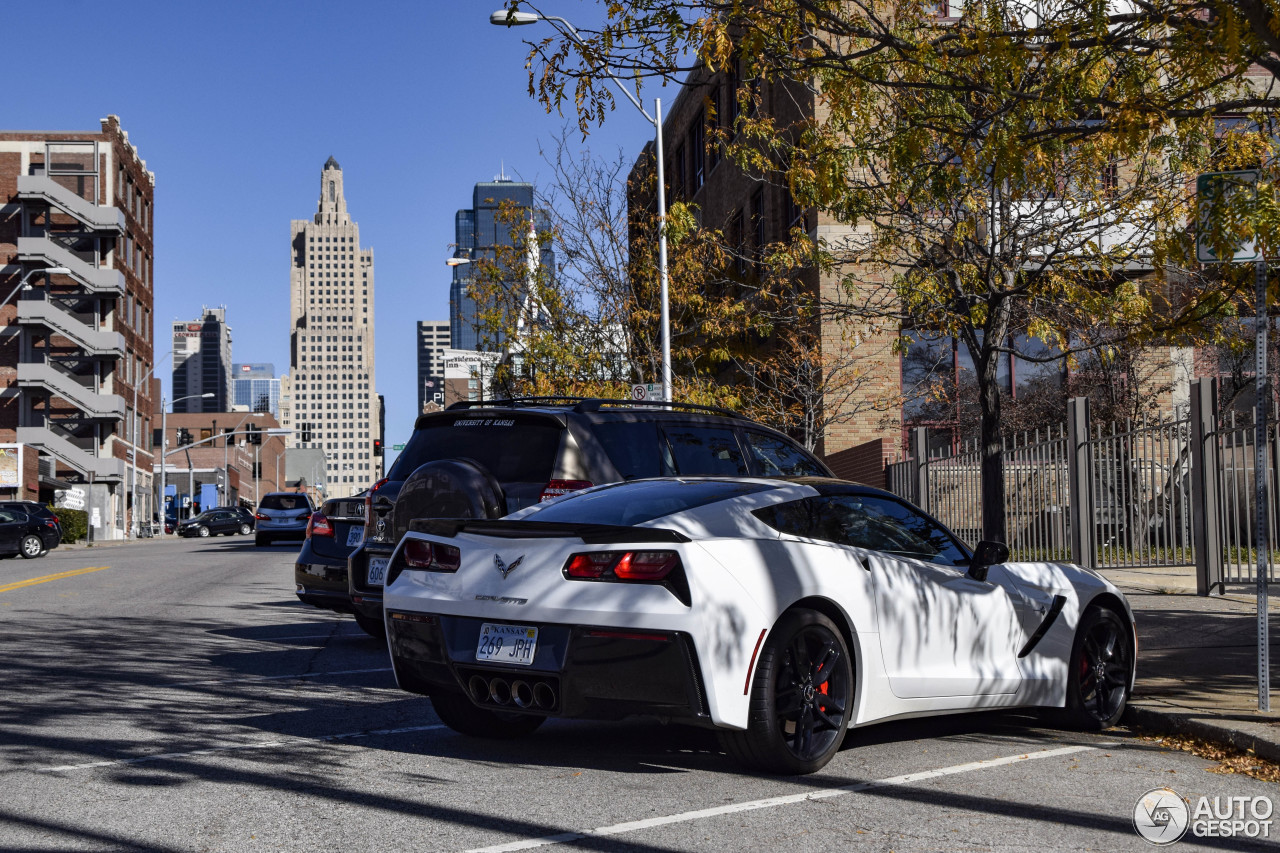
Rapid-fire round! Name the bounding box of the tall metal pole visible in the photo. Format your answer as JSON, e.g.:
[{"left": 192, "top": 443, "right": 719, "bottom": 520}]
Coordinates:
[
  {"left": 255, "top": 444, "right": 261, "bottom": 506},
  {"left": 654, "top": 97, "right": 671, "bottom": 403},
  {"left": 159, "top": 400, "right": 167, "bottom": 536},
  {"left": 1255, "top": 258, "right": 1271, "bottom": 712}
]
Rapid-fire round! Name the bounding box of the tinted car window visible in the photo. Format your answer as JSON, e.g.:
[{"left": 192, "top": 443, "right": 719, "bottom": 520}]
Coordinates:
[
  {"left": 589, "top": 421, "right": 673, "bottom": 480},
  {"left": 259, "top": 494, "right": 311, "bottom": 511},
  {"left": 389, "top": 415, "right": 563, "bottom": 511},
  {"left": 755, "top": 495, "right": 969, "bottom": 566},
  {"left": 663, "top": 427, "right": 748, "bottom": 476},
  {"left": 0, "top": 509, "right": 25, "bottom": 523},
  {"left": 742, "top": 430, "right": 825, "bottom": 476},
  {"left": 528, "top": 479, "right": 773, "bottom": 526}
]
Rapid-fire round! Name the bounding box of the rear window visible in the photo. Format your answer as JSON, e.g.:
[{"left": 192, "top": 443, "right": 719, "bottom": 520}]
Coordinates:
[
  {"left": 389, "top": 414, "right": 564, "bottom": 512},
  {"left": 259, "top": 494, "right": 311, "bottom": 511},
  {"left": 526, "top": 479, "right": 773, "bottom": 526}
]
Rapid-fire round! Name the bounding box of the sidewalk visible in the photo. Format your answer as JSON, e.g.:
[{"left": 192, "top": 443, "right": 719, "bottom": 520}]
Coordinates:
[{"left": 1099, "top": 564, "right": 1280, "bottom": 763}]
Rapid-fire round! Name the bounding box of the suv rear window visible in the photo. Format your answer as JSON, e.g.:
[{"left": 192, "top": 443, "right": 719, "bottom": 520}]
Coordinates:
[
  {"left": 528, "top": 479, "right": 774, "bottom": 526},
  {"left": 259, "top": 494, "right": 311, "bottom": 511},
  {"left": 664, "top": 426, "right": 749, "bottom": 476},
  {"left": 390, "top": 414, "right": 564, "bottom": 512}
]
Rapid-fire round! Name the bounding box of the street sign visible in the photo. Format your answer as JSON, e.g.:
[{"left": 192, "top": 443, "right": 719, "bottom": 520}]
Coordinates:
[
  {"left": 1196, "top": 170, "right": 1260, "bottom": 263},
  {"left": 630, "top": 383, "right": 662, "bottom": 401},
  {"left": 392, "top": 443, "right": 405, "bottom": 451}
]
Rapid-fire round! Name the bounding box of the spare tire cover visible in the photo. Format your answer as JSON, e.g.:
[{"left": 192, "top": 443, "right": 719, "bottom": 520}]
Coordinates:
[{"left": 390, "top": 458, "right": 506, "bottom": 544}]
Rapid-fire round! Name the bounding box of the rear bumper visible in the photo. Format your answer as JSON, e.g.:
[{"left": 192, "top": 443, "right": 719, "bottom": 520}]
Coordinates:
[
  {"left": 295, "top": 556, "right": 352, "bottom": 612},
  {"left": 348, "top": 544, "right": 391, "bottom": 619},
  {"left": 387, "top": 612, "right": 710, "bottom": 724}
]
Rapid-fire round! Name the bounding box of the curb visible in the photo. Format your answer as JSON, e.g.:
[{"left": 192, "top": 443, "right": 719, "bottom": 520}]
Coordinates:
[{"left": 1124, "top": 703, "right": 1280, "bottom": 764}]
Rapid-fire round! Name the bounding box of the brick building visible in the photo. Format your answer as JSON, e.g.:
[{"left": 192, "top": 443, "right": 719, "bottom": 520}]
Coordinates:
[
  {"left": 154, "top": 412, "right": 285, "bottom": 515},
  {"left": 0, "top": 116, "right": 156, "bottom": 539}
]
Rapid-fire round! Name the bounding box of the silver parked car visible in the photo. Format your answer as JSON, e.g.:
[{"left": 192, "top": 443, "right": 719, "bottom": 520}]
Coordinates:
[{"left": 254, "top": 492, "right": 315, "bottom": 546}]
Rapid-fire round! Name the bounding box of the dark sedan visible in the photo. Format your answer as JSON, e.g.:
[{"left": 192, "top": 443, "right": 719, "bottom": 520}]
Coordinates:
[
  {"left": 0, "top": 507, "right": 61, "bottom": 558},
  {"left": 294, "top": 497, "right": 375, "bottom": 633},
  {"left": 178, "top": 509, "right": 253, "bottom": 538}
]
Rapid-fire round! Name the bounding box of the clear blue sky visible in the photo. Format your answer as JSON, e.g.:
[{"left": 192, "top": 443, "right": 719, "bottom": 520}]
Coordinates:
[{"left": 6, "top": 0, "right": 660, "bottom": 469}]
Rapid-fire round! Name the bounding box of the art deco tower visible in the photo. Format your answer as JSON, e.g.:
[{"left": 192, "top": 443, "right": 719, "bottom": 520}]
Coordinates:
[{"left": 283, "top": 157, "right": 382, "bottom": 498}]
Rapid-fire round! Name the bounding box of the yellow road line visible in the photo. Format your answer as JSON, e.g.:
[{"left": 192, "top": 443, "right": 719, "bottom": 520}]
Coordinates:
[{"left": 0, "top": 566, "right": 108, "bottom": 593}]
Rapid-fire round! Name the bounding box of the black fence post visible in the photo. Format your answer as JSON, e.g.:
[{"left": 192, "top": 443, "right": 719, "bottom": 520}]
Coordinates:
[
  {"left": 1191, "top": 377, "right": 1223, "bottom": 595},
  {"left": 910, "top": 426, "right": 929, "bottom": 513},
  {"left": 1067, "top": 396, "right": 1095, "bottom": 569}
]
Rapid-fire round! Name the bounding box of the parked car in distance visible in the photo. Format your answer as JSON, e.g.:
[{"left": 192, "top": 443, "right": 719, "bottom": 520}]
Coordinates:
[
  {"left": 255, "top": 492, "right": 315, "bottom": 546},
  {"left": 384, "top": 476, "right": 1136, "bottom": 775},
  {"left": 210, "top": 506, "right": 256, "bottom": 532},
  {"left": 294, "top": 496, "right": 371, "bottom": 631},
  {"left": 348, "top": 397, "right": 833, "bottom": 630},
  {"left": 0, "top": 501, "right": 62, "bottom": 545},
  {"left": 178, "top": 509, "right": 253, "bottom": 538},
  {"left": 0, "top": 506, "right": 62, "bottom": 558}
]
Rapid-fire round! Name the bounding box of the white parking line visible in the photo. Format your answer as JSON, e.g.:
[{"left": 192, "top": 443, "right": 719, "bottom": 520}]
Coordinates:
[
  {"left": 34, "top": 723, "right": 446, "bottom": 773},
  {"left": 464, "top": 744, "right": 1097, "bottom": 853}
]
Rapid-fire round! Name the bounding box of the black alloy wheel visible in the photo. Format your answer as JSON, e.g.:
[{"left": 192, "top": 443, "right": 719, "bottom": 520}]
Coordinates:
[
  {"left": 19, "top": 535, "right": 44, "bottom": 559},
  {"left": 721, "top": 609, "right": 854, "bottom": 774},
  {"left": 1062, "top": 605, "right": 1132, "bottom": 730}
]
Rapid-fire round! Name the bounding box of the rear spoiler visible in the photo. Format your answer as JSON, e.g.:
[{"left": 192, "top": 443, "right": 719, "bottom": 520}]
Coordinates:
[{"left": 407, "top": 518, "right": 691, "bottom": 544}]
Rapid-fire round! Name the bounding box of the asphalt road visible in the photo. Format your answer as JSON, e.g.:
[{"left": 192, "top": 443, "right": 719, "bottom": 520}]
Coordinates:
[{"left": 1, "top": 538, "right": 1276, "bottom": 852}]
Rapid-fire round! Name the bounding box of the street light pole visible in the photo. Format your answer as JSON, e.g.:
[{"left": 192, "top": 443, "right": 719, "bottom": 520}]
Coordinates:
[
  {"left": 490, "top": 10, "right": 671, "bottom": 402},
  {"left": 1, "top": 266, "right": 71, "bottom": 311},
  {"left": 130, "top": 351, "right": 173, "bottom": 539}
]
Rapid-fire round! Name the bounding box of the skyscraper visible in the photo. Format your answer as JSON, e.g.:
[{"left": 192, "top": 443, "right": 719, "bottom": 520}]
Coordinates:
[
  {"left": 172, "top": 306, "right": 232, "bottom": 413},
  {"left": 232, "top": 363, "right": 281, "bottom": 415},
  {"left": 416, "top": 321, "right": 449, "bottom": 413},
  {"left": 448, "top": 175, "right": 553, "bottom": 350},
  {"left": 283, "top": 157, "right": 382, "bottom": 499}
]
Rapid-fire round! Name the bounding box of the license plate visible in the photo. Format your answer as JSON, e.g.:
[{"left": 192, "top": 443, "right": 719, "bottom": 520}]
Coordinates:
[
  {"left": 346, "top": 526, "right": 364, "bottom": 547},
  {"left": 476, "top": 623, "right": 538, "bottom": 666},
  {"left": 367, "top": 557, "right": 389, "bottom": 586}
]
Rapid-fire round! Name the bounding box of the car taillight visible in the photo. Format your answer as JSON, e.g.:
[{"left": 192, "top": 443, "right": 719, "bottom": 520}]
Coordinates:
[
  {"left": 563, "top": 550, "right": 680, "bottom": 582},
  {"left": 307, "top": 512, "right": 333, "bottom": 539},
  {"left": 255, "top": 512, "right": 268, "bottom": 521},
  {"left": 403, "top": 539, "right": 461, "bottom": 572},
  {"left": 540, "top": 479, "right": 593, "bottom": 502}
]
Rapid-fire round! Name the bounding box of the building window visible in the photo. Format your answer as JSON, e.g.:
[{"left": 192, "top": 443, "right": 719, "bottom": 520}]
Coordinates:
[{"left": 688, "top": 113, "right": 705, "bottom": 192}]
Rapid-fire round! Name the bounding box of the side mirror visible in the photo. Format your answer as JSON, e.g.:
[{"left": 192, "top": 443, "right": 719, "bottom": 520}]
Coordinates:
[{"left": 968, "top": 540, "right": 1010, "bottom": 582}]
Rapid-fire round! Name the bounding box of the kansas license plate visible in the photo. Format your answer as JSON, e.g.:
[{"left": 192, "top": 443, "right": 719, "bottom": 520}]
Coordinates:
[
  {"left": 476, "top": 623, "right": 538, "bottom": 666},
  {"left": 367, "top": 557, "right": 389, "bottom": 586},
  {"left": 346, "top": 526, "right": 364, "bottom": 547}
]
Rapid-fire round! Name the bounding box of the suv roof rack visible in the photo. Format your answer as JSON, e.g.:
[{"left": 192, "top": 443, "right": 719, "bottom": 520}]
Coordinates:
[{"left": 444, "top": 396, "right": 747, "bottom": 420}]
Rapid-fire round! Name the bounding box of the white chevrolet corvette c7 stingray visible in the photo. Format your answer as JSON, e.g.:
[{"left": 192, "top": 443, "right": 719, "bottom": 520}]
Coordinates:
[{"left": 381, "top": 477, "right": 1136, "bottom": 774}]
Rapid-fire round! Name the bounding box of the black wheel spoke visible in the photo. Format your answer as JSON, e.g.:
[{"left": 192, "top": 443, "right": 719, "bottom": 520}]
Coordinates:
[{"left": 811, "top": 644, "right": 840, "bottom": 687}]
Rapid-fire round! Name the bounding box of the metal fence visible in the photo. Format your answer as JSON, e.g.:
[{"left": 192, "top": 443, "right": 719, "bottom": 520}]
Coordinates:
[
  {"left": 884, "top": 379, "right": 1280, "bottom": 594},
  {"left": 1211, "top": 408, "right": 1279, "bottom": 586}
]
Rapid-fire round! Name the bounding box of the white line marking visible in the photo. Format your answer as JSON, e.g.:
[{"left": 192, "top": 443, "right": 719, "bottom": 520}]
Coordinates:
[
  {"left": 464, "top": 744, "right": 1096, "bottom": 853},
  {"left": 35, "top": 724, "right": 445, "bottom": 773},
  {"left": 153, "top": 667, "right": 392, "bottom": 689}
]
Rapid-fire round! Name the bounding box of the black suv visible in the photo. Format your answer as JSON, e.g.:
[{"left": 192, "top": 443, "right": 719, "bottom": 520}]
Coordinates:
[{"left": 346, "top": 397, "right": 830, "bottom": 634}]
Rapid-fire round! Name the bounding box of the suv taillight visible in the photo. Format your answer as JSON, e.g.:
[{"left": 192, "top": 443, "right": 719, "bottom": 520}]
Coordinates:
[
  {"left": 365, "top": 477, "right": 389, "bottom": 535},
  {"left": 540, "top": 479, "right": 593, "bottom": 502},
  {"left": 307, "top": 512, "right": 333, "bottom": 539}
]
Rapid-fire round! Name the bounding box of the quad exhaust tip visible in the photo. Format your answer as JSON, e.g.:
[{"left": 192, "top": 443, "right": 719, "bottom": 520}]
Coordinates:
[{"left": 468, "top": 674, "right": 557, "bottom": 711}]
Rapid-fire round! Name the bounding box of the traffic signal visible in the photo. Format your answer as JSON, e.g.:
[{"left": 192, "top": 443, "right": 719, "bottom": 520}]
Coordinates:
[
  {"left": 248, "top": 424, "right": 262, "bottom": 445},
  {"left": 177, "top": 428, "right": 192, "bottom": 446},
  {"left": 373, "top": 438, "right": 383, "bottom": 457}
]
